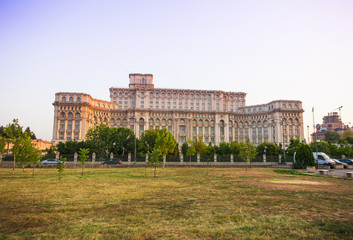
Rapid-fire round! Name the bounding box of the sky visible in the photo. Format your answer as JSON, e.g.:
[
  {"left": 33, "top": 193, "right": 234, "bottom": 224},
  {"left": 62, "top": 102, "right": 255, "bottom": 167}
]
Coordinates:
[{"left": 0, "top": 0, "right": 352, "bottom": 141}]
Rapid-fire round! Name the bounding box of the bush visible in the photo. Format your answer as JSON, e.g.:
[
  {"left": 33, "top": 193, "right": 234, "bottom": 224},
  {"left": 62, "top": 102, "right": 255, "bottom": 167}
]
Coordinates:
[{"left": 293, "top": 143, "right": 315, "bottom": 169}]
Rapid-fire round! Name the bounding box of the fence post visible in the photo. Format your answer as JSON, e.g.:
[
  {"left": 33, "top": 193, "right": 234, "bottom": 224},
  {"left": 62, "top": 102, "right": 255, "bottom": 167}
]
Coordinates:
[
  {"left": 128, "top": 153, "right": 131, "bottom": 164},
  {"left": 197, "top": 154, "right": 200, "bottom": 163},
  {"left": 55, "top": 152, "right": 60, "bottom": 160},
  {"left": 230, "top": 154, "right": 234, "bottom": 163},
  {"left": 214, "top": 154, "right": 217, "bottom": 162},
  {"left": 74, "top": 152, "right": 78, "bottom": 163},
  {"left": 146, "top": 153, "right": 149, "bottom": 163},
  {"left": 279, "top": 154, "right": 282, "bottom": 163},
  {"left": 263, "top": 154, "right": 266, "bottom": 163},
  {"left": 163, "top": 155, "right": 166, "bottom": 168},
  {"left": 110, "top": 152, "right": 114, "bottom": 159},
  {"left": 92, "top": 153, "right": 96, "bottom": 163},
  {"left": 180, "top": 153, "right": 183, "bottom": 162}
]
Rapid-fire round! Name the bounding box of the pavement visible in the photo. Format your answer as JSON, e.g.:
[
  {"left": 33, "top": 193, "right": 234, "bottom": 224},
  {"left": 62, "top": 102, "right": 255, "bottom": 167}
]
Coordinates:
[{"left": 314, "top": 169, "right": 353, "bottom": 178}]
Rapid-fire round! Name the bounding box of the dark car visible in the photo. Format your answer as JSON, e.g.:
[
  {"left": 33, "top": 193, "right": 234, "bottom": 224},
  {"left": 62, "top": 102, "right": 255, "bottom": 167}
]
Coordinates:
[
  {"left": 339, "top": 159, "right": 353, "bottom": 165},
  {"left": 102, "top": 158, "right": 121, "bottom": 165}
]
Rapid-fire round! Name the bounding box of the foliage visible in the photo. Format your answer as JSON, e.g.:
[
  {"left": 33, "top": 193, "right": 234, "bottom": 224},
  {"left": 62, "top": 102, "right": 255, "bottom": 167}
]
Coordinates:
[
  {"left": 204, "top": 143, "right": 217, "bottom": 156},
  {"left": 337, "top": 141, "right": 353, "bottom": 158},
  {"left": 342, "top": 129, "right": 353, "bottom": 139},
  {"left": 239, "top": 139, "right": 256, "bottom": 166},
  {"left": 24, "top": 127, "right": 36, "bottom": 140},
  {"left": 139, "top": 129, "right": 160, "bottom": 154},
  {"left": 273, "top": 169, "right": 301, "bottom": 175},
  {"left": 293, "top": 143, "right": 315, "bottom": 169},
  {"left": 310, "top": 141, "right": 330, "bottom": 154},
  {"left": 146, "top": 129, "right": 177, "bottom": 177},
  {"left": 42, "top": 146, "right": 57, "bottom": 159},
  {"left": 256, "top": 141, "right": 280, "bottom": 156},
  {"left": 57, "top": 156, "right": 66, "bottom": 180},
  {"left": 11, "top": 135, "right": 41, "bottom": 172},
  {"left": 0, "top": 136, "right": 6, "bottom": 155},
  {"left": 185, "top": 140, "right": 196, "bottom": 161},
  {"left": 229, "top": 141, "right": 241, "bottom": 155},
  {"left": 181, "top": 142, "right": 188, "bottom": 156},
  {"left": 56, "top": 140, "right": 90, "bottom": 155},
  {"left": 218, "top": 142, "right": 231, "bottom": 155},
  {"left": 325, "top": 131, "right": 340, "bottom": 143},
  {"left": 85, "top": 125, "right": 135, "bottom": 158},
  {"left": 79, "top": 148, "right": 90, "bottom": 176},
  {"left": 285, "top": 138, "right": 301, "bottom": 156}
]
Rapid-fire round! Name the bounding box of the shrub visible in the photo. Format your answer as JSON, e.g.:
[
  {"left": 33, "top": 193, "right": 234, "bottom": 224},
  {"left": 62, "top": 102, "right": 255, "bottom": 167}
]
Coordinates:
[{"left": 293, "top": 143, "right": 315, "bottom": 169}]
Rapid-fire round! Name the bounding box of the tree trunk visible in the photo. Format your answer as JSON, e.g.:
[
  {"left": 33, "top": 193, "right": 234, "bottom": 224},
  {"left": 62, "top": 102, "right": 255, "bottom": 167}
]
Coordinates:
[
  {"left": 154, "top": 166, "right": 156, "bottom": 178},
  {"left": 32, "top": 165, "right": 35, "bottom": 177},
  {"left": 82, "top": 165, "right": 84, "bottom": 176},
  {"left": 22, "top": 164, "right": 24, "bottom": 172}
]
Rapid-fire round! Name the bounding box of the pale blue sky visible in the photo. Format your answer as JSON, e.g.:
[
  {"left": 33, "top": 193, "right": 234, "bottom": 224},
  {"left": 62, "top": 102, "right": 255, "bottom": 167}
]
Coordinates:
[{"left": 1, "top": 0, "right": 352, "bottom": 141}]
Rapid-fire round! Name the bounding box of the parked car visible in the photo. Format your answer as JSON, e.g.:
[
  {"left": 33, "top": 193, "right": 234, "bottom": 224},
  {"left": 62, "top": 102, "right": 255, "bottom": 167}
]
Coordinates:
[
  {"left": 41, "top": 159, "right": 63, "bottom": 165},
  {"left": 338, "top": 159, "right": 353, "bottom": 165},
  {"left": 333, "top": 159, "right": 348, "bottom": 168},
  {"left": 312, "top": 152, "right": 335, "bottom": 168},
  {"left": 102, "top": 158, "right": 121, "bottom": 165}
]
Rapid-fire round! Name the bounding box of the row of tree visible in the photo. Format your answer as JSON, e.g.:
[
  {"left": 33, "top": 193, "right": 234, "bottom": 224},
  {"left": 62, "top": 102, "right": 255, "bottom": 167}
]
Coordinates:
[{"left": 323, "top": 129, "right": 353, "bottom": 144}]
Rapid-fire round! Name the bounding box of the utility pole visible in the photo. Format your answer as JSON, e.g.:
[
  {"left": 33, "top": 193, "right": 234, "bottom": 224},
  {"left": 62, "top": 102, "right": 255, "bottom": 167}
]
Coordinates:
[
  {"left": 307, "top": 125, "right": 310, "bottom": 144},
  {"left": 312, "top": 108, "right": 318, "bottom": 169}
]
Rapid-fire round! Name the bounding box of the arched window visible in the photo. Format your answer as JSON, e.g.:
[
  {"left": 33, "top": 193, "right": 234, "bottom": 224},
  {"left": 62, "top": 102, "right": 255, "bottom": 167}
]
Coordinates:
[
  {"left": 252, "top": 121, "right": 256, "bottom": 127},
  {"left": 205, "top": 120, "right": 209, "bottom": 125},
  {"left": 76, "top": 97, "right": 81, "bottom": 103},
  {"left": 220, "top": 120, "right": 225, "bottom": 135},
  {"left": 60, "top": 112, "right": 66, "bottom": 118},
  {"left": 168, "top": 119, "right": 172, "bottom": 125},
  {"left": 198, "top": 120, "right": 203, "bottom": 125},
  {"left": 180, "top": 119, "right": 185, "bottom": 124},
  {"left": 149, "top": 119, "right": 154, "bottom": 124},
  {"left": 69, "top": 97, "right": 74, "bottom": 103},
  {"left": 139, "top": 118, "right": 144, "bottom": 133},
  {"left": 162, "top": 119, "right": 166, "bottom": 125},
  {"left": 68, "top": 112, "right": 73, "bottom": 118},
  {"left": 75, "top": 113, "right": 80, "bottom": 119},
  {"left": 111, "top": 119, "right": 115, "bottom": 124},
  {"left": 156, "top": 119, "right": 160, "bottom": 124},
  {"left": 62, "top": 97, "right": 66, "bottom": 102}
]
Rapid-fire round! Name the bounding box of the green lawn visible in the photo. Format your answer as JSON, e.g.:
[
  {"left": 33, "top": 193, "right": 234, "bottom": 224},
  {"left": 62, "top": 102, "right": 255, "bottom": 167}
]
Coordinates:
[{"left": 0, "top": 167, "right": 352, "bottom": 239}]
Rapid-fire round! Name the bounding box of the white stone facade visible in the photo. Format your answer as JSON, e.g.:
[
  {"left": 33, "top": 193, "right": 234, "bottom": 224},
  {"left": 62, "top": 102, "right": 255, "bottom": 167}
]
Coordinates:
[{"left": 52, "top": 74, "right": 304, "bottom": 146}]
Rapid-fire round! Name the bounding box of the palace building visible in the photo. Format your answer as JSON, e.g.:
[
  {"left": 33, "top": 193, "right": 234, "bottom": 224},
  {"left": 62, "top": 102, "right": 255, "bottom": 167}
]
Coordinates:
[{"left": 52, "top": 73, "right": 304, "bottom": 146}]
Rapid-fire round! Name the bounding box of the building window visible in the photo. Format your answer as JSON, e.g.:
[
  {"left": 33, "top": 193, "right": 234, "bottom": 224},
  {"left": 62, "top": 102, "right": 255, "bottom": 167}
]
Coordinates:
[
  {"left": 193, "top": 127, "right": 196, "bottom": 135},
  {"left": 211, "top": 127, "right": 215, "bottom": 135},
  {"left": 179, "top": 126, "right": 186, "bottom": 134},
  {"left": 75, "top": 121, "right": 80, "bottom": 130},
  {"left": 62, "top": 97, "right": 66, "bottom": 102},
  {"left": 198, "top": 127, "right": 203, "bottom": 135},
  {"left": 60, "top": 121, "right": 65, "bottom": 130},
  {"left": 69, "top": 97, "right": 74, "bottom": 103}
]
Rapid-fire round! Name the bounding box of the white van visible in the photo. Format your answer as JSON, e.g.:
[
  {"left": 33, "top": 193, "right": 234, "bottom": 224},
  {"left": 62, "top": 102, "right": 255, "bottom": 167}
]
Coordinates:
[
  {"left": 293, "top": 152, "right": 335, "bottom": 168},
  {"left": 312, "top": 152, "right": 335, "bottom": 168}
]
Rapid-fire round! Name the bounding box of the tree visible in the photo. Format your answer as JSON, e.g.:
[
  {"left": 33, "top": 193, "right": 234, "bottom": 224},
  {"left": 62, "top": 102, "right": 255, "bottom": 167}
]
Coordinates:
[
  {"left": 218, "top": 142, "right": 231, "bottom": 155},
  {"left": 4, "top": 119, "right": 25, "bottom": 169},
  {"left": 205, "top": 143, "right": 217, "bottom": 156},
  {"left": 230, "top": 141, "right": 241, "bottom": 156},
  {"left": 0, "top": 136, "right": 6, "bottom": 156},
  {"left": 310, "top": 141, "right": 330, "bottom": 154},
  {"left": 239, "top": 139, "right": 257, "bottom": 168},
  {"left": 256, "top": 141, "right": 280, "bottom": 156},
  {"left": 11, "top": 135, "right": 41, "bottom": 174},
  {"left": 86, "top": 125, "right": 136, "bottom": 159},
  {"left": 285, "top": 138, "right": 301, "bottom": 156},
  {"left": 342, "top": 129, "right": 353, "bottom": 140},
  {"left": 293, "top": 143, "right": 315, "bottom": 169},
  {"left": 190, "top": 137, "right": 206, "bottom": 155},
  {"left": 24, "top": 127, "right": 36, "bottom": 140},
  {"left": 181, "top": 142, "right": 188, "bottom": 156},
  {"left": 57, "top": 156, "right": 66, "bottom": 180},
  {"left": 79, "top": 148, "right": 89, "bottom": 176},
  {"left": 338, "top": 141, "right": 353, "bottom": 158},
  {"left": 139, "top": 129, "right": 160, "bottom": 154},
  {"left": 325, "top": 131, "right": 340, "bottom": 143},
  {"left": 146, "top": 129, "right": 177, "bottom": 177},
  {"left": 186, "top": 140, "right": 196, "bottom": 164}
]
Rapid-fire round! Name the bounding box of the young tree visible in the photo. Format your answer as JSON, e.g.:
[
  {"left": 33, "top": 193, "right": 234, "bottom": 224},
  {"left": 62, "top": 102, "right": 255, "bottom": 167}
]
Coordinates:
[
  {"left": 239, "top": 139, "right": 257, "bottom": 168},
  {"left": 0, "top": 136, "right": 6, "bottom": 156},
  {"left": 181, "top": 142, "right": 189, "bottom": 156},
  {"left": 4, "top": 119, "right": 24, "bottom": 169},
  {"left": 218, "top": 142, "right": 231, "bottom": 155},
  {"left": 11, "top": 135, "right": 41, "bottom": 174},
  {"left": 146, "top": 129, "right": 177, "bottom": 177},
  {"left": 186, "top": 140, "right": 196, "bottom": 164},
  {"left": 310, "top": 141, "right": 330, "bottom": 154},
  {"left": 293, "top": 143, "right": 315, "bottom": 169},
  {"left": 79, "top": 148, "right": 90, "bottom": 176},
  {"left": 205, "top": 143, "right": 217, "bottom": 156},
  {"left": 230, "top": 141, "right": 241, "bottom": 156},
  {"left": 57, "top": 156, "right": 66, "bottom": 180}
]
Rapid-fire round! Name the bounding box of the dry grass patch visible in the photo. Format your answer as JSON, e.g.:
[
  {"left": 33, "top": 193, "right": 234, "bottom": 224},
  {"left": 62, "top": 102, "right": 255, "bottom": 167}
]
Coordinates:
[{"left": 0, "top": 167, "right": 353, "bottom": 239}]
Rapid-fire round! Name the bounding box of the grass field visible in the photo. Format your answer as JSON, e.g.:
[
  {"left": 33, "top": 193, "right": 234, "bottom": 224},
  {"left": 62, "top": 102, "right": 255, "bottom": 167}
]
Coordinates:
[{"left": 0, "top": 167, "right": 352, "bottom": 240}]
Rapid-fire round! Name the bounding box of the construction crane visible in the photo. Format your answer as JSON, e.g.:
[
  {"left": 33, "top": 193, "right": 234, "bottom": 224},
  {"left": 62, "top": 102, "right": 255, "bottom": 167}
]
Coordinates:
[{"left": 331, "top": 106, "right": 343, "bottom": 119}]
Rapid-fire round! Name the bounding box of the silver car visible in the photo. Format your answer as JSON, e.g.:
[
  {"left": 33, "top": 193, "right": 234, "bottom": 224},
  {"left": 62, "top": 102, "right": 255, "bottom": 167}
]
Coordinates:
[{"left": 41, "top": 159, "right": 63, "bottom": 165}]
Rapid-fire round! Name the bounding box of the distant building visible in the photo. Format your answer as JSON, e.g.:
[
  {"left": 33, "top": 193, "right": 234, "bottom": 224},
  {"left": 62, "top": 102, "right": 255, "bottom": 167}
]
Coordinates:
[
  {"left": 52, "top": 73, "right": 304, "bottom": 146},
  {"left": 312, "top": 112, "right": 349, "bottom": 141}
]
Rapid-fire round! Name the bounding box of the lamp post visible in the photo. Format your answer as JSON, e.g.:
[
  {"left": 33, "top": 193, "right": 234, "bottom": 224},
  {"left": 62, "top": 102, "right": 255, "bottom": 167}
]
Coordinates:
[
  {"left": 282, "top": 120, "right": 285, "bottom": 160},
  {"left": 134, "top": 117, "right": 137, "bottom": 164},
  {"left": 312, "top": 108, "right": 319, "bottom": 169}
]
